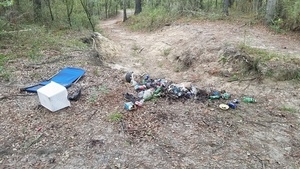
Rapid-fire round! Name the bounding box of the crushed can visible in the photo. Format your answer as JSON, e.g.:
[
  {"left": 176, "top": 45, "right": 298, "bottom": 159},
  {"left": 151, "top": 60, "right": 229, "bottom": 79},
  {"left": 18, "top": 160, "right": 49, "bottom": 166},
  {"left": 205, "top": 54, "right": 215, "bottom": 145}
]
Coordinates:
[
  {"left": 228, "top": 102, "right": 237, "bottom": 109},
  {"left": 232, "top": 99, "right": 239, "bottom": 104},
  {"left": 134, "top": 85, "right": 146, "bottom": 91},
  {"left": 135, "top": 99, "right": 144, "bottom": 107},
  {"left": 124, "top": 102, "right": 136, "bottom": 110}
]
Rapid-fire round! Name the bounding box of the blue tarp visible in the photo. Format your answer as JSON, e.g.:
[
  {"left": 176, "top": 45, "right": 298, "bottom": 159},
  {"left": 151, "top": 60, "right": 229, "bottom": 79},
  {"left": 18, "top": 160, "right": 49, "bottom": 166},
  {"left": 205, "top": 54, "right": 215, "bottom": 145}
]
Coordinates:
[{"left": 22, "top": 67, "right": 85, "bottom": 93}]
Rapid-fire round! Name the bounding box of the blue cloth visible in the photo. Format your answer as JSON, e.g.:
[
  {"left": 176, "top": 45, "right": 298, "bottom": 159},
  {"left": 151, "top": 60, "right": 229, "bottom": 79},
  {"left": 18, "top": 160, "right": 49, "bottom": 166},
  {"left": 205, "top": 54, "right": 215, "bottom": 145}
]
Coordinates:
[{"left": 23, "top": 67, "right": 85, "bottom": 93}]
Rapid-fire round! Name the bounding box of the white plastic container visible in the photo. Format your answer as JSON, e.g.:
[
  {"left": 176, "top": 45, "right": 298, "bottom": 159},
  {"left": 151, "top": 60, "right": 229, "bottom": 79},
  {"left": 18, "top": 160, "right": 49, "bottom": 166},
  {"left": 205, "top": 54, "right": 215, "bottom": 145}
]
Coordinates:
[{"left": 37, "top": 81, "right": 71, "bottom": 112}]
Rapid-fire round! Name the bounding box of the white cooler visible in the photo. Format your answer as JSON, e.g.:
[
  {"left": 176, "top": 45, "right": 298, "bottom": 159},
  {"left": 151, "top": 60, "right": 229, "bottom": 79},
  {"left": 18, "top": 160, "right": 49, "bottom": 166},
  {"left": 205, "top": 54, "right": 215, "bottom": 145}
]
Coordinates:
[{"left": 37, "top": 81, "right": 71, "bottom": 112}]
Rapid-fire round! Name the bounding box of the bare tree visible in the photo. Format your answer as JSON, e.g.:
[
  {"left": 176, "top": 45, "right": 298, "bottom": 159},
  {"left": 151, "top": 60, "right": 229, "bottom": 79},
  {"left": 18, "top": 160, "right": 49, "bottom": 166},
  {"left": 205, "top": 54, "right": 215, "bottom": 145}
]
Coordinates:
[
  {"left": 223, "top": 0, "right": 230, "bottom": 16},
  {"left": 44, "top": 0, "right": 54, "bottom": 21},
  {"left": 33, "top": 0, "right": 42, "bottom": 22},
  {"left": 14, "top": 0, "right": 20, "bottom": 11},
  {"left": 80, "top": 0, "right": 95, "bottom": 31},
  {"left": 265, "top": 0, "right": 278, "bottom": 24},
  {"left": 134, "top": 0, "right": 142, "bottom": 15},
  {"left": 123, "top": 0, "right": 127, "bottom": 22},
  {"left": 104, "top": 0, "right": 109, "bottom": 18},
  {"left": 64, "top": 0, "right": 74, "bottom": 27},
  {"left": 253, "top": 0, "right": 263, "bottom": 14}
]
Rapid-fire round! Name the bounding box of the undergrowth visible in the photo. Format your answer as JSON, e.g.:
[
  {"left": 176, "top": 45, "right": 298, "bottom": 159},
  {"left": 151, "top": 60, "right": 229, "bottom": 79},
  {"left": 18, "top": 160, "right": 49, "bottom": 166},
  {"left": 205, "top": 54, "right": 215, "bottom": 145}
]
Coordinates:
[
  {"left": 125, "top": 6, "right": 176, "bottom": 31},
  {"left": 238, "top": 44, "right": 300, "bottom": 81},
  {"left": 0, "top": 25, "right": 89, "bottom": 81},
  {"left": 108, "top": 112, "right": 123, "bottom": 122},
  {"left": 238, "top": 44, "right": 283, "bottom": 61}
]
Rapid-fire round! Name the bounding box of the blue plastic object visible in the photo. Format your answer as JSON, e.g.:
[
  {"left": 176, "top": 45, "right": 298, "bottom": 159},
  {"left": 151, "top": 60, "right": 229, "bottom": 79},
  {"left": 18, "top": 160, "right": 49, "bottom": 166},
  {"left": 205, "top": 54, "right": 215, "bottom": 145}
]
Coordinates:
[{"left": 22, "top": 67, "right": 85, "bottom": 93}]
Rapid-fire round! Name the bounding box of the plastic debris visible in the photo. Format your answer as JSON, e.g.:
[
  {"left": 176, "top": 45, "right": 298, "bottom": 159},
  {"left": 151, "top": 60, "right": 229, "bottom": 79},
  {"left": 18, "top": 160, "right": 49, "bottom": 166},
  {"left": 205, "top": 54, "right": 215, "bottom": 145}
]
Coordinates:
[
  {"left": 124, "top": 102, "right": 136, "bottom": 110},
  {"left": 232, "top": 99, "right": 239, "bottom": 104},
  {"left": 219, "top": 104, "right": 229, "bottom": 110},
  {"left": 221, "top": 93, "right": 231, "bottom": 100},
  {"left": 123, "top": 72, "right": 258, "bottom": 111},
  {"left": 125, "top": 72, "right": 133, "bottom": 83}
]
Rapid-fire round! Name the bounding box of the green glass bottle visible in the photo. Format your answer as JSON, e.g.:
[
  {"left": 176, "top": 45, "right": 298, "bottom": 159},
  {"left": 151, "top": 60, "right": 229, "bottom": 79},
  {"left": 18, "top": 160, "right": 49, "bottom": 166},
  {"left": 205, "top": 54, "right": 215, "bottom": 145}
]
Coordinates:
[
  {"left": 209, "top": 95, "right": 220, "bottom": 99},
  {"left": 221, "top": 93, "right": 231, "bottom": 100},
  {"left": 154, "top": 86, "right": 162, "bottom": 94},
  {"left": 242, "top": 97, "right": 256, "bottom": 103}
]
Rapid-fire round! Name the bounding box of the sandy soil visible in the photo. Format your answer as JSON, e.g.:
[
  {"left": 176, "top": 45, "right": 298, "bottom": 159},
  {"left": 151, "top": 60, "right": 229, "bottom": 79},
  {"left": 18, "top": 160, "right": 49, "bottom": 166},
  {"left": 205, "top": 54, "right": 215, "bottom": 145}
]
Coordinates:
[{"left": 1, "top": 11, "right": 300, "bottom": 168}]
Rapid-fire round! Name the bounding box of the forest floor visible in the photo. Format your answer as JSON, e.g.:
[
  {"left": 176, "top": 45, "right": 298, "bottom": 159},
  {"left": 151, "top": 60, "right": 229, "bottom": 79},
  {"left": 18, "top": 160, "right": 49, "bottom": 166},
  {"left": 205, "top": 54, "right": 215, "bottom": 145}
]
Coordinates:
[{"left": 1, "top": 11, "right": 300, "bottom": 168}]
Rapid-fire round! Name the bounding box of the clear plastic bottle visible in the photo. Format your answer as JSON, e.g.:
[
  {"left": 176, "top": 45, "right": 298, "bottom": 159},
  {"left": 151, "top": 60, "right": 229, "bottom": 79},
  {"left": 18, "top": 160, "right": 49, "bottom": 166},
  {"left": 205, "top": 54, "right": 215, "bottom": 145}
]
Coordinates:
[{"left": 143, "top": 88, "right": 154, "bottom": 101}]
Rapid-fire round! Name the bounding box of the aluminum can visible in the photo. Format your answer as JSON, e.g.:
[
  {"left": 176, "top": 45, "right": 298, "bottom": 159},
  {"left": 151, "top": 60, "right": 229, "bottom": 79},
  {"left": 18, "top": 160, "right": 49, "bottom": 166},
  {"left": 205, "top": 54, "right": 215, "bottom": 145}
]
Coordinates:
[{"left": 228, "top": 102, "right": 237, "bottom": 109}]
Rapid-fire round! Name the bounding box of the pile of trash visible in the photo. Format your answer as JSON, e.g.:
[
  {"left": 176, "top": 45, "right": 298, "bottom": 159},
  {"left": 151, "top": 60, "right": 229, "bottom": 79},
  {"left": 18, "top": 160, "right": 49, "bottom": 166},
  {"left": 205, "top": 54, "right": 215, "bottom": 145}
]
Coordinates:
[{"left": 123, "top": 72, "right": 256, "bottom": 111}]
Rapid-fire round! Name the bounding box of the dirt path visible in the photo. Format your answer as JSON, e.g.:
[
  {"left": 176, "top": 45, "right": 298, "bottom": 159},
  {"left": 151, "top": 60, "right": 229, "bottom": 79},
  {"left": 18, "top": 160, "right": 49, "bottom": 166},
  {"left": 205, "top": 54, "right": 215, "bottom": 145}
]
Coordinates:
[
  {"left": 99, "top": 11, "right": 300, "bottom": 81},
  {"left": 1, "top": 11, "right": 300, "bottom": 168}
]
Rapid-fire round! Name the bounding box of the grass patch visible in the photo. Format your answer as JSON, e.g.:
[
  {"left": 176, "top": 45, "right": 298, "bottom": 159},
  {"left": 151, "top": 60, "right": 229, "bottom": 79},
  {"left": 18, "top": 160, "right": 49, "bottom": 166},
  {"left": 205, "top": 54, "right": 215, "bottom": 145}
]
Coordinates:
[
  {"left": 162, "top": 48, "right": 171, "bottom": 56},
  {"left": 97, "top": 85, "right": 109, "bottom": 94},
  {"left": 237, "top": 44, "right": 300, "bottom": 81},
  {"left": 107, "top": 112, "right": 123, "bottom": 122},
  {"left": 227, "top": 74, "right": 239, "bottom": 82},
  {"left": 275, "top": 69, "right": 300, "bottom": 81},
  {"left": 131, "top": 43, "right": 140, "bottom": 51},
  {"left": 88, "top": 93, "right": 98, "bottom": 103},
  {"left": 0, "top": 25, "right": 88, "bottom": 81},
  {"left": 93, "top": 68, "right": 100, "bottom": 76},
  {"left": 0, "top": 54, "right": 11, "bottom": 81},
  {"left": 157, "top": 61, "right": 163, "bottom": 68},
  {"left": 279, "top": 106, "right": 298, "bottom": 113},
  {"left": 238, "top": 44, "right": 282, "bottom": 62},
  {"left": 1, "top": 25, "right": 88, "bottom": 60}
]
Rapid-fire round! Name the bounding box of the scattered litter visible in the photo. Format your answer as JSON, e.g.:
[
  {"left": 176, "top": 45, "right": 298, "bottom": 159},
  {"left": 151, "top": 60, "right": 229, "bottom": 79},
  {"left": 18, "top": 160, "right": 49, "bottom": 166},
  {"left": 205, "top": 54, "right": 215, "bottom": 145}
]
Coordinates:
[
  {"left": 37, "top": 81, "right": 71, "bottom": 112},
  {"left": 21, "top": 67, "right": 85, "bottom": 93},
  {"left": 221, "top": 92, "right": 231, "bottom": 100},
  {"left": 228, "top": 102, "right": 237, "bottom": 109},
  {"left": 219, "top": 104, "right": 229, "bottom": 110},
  {"left": 125, "top": 72, "right": 133, "bottom": 83},
  {"left": 242, "top": 97, "right": 256, "bottom": 103},
  {"left": 124, "top": 102, "right": 137, "bottom": 111},
  {"left": 123, "top": 72, "right": 257, "bottom": 111},
  {"left": 67, "top": 84, "right": 82, "bottom": 101},
  {"left": 232, "top": 99, "right": 240, "bottom": 104}
]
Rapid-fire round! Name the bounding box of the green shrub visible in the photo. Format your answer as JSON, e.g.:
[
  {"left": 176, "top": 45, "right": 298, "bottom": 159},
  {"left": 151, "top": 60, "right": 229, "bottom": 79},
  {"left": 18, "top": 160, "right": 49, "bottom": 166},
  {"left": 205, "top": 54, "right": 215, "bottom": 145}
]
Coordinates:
[
  {"left": 108, "top": 112, "right": 123, "bottom": 122},
  {"left": 126, "top": 6, "right": 175, "bottom": 31}
]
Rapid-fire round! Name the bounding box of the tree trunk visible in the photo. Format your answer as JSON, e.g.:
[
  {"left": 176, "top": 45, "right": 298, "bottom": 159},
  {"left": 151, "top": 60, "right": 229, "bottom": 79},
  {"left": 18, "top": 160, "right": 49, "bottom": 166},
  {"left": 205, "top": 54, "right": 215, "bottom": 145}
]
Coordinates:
[
  {"left": 15, "top": 0, "right": 20, "bottom": 11},
  {"left": 80, "top": 0, "right": 95, "bottom": 31},
  {"left": 33, "top": 0, "right": 42, "bottom": 22},
  {"left": 104, "top": 0, "right": 108, "bottom": 18},
  {"left": 253, "top": 0, "right": 263, "bottom": 14},
  {"left": 65, "top": 0, "right": 74, "bottom": 27},
  {"left": 134, "top": 0, "right": 142, "bottom": 15},
  {"left": 108, "top": 0, "right": 112, "bottom": 17},
  {"left": 229, "top": 0, "right": 234, "bottom": 7},
  {"left": 265, "top": 0, "right": 277, "bottom": 24},
  {"left": 45, "top": 0, "right": 54, "bottom": 21},
  {"left": 223, "top": 0, "right": 229, "bottom": 16},
  {"left": 123, "top": 0, "right": 127, "bottom": 22}
]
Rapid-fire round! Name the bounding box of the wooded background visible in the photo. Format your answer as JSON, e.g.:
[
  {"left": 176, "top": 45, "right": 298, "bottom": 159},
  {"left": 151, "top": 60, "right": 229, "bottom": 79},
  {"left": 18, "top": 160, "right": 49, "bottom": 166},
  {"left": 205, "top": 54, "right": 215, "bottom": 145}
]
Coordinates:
[{"left": 0, "top": 0, "right": 300, "bottom": 32}]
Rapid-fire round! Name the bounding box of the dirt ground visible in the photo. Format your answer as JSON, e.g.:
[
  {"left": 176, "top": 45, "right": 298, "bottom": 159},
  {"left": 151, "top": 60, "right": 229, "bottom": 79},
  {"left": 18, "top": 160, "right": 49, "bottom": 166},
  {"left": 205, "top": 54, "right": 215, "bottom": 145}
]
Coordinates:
[{"left": 1, "top": 12, "right": 300, "bottom": 168}]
